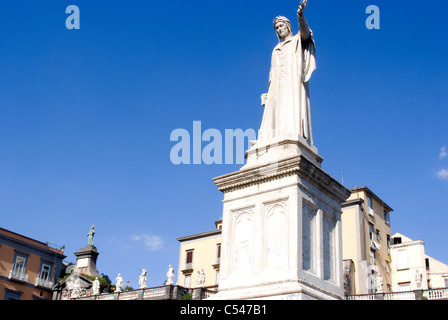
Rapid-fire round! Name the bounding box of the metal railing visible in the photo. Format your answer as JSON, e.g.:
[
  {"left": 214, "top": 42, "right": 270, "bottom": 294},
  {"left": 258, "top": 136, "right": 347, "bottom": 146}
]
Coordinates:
[
  {"left": 8, "top": 269, "right": 29, "bottom": 282},
  {"left": 35, "top": 277, "right": 54, "bottom": 289}
]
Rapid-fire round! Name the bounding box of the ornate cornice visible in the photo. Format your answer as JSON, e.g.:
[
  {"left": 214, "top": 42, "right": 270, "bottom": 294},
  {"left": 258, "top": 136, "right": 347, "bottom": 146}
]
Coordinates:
[
  {"left": 0, "top": 232, "right": 66, "bottom": 260},
  {"left": 213, "top": 155, "right": 350, "bottom": 203}
]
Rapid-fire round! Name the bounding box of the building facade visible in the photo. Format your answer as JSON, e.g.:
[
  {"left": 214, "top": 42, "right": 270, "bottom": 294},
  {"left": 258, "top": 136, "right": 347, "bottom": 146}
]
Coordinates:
[
  {"left": 0, "top": 227, "right": 66, "bottom": 300},
  {"left": 176, "top": 221, "right": 222, "bottom": 291},
  {"left": 342, "top": 186, "right": 393, "bottom": 295},
  {"left": 390, "top": 232, "right": 448, "bottom": 292}
]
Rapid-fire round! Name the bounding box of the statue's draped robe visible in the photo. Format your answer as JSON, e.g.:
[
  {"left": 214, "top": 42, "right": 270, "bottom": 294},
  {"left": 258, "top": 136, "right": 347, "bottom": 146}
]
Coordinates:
[{"left": 258, "top": 21, "right": 316, "bottom": 146}]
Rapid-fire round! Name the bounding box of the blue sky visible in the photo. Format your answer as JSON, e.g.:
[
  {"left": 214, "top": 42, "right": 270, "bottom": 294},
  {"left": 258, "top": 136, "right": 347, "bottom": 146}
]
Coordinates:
[{"left": 1, "top": 0, "right": 447, "bottom": 288}]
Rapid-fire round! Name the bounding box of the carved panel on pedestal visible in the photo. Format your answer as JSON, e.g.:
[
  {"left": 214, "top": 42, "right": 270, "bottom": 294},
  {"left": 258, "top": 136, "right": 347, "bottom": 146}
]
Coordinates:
[
  {"left": 265, "top": 200, "right": 288, "bottom": 270},
  {"left": 233, "top": 209, "right": 254, "bottom": 274},
  {"left": 323, "top": 214, "right": 336, "bottom": 282},
  {"left": 302, "top": 202, "right": 317, "bottom": 273}
]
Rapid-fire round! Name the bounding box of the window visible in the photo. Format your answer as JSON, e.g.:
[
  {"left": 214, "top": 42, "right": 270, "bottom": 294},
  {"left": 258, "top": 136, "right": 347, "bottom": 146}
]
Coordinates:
[
  {"left": 384, "top": 210, "right": 390, "bottom": 224},
  {"left": 375, "top": 229, "right": 380, "bottom": 241},
  {"left": 11, "top": 254, "right": 28, "bottom": 280},
  {"left": 184, "top": 275, "right": 191, "bottom": 288},
  {"left": 396, "top": 249, "right": 409, "bottom": 270},
  {"left": 398, "top": 282, "right": 411, "bottom": 292},
  {"left": 216, "top": 270, "right": 220, "bottom": 285},
  {"left": 369, "top": 224, "right": 374, "bottom": 241},
  {"left": 367, "top": 196, "right": 374, "bottom": 216},
  {"left": 39, "top": 264, "right": 51, "bottom": 281},
  {"left": 444, "top": 277, "right": 448, "bottom": 288},
  {"left": 35, "top": 262, "right": 53, "bottom": 288},
  {"left": 4, "top": 289, "right": 22, "bottom": 300},
  {"left": 186, "top": 250, "right": 194, "bottom": 264},
  {"left": 13, "top": 256, "right": 26, "bottom": 274},
  {"left": 212, "top": 244, "right": 221, "bottom": 266},
  {"left": 182, "top": 250, "right": 194, "bottom": 272},
  {"left": 369, "top": 249, "right": 376, "bottom": 263},
  {"left": 393, "top": 237, "right": 402, "bottom": 244},
  {"left": 426, "top": 258, "right": 430, "bottom": 270}
]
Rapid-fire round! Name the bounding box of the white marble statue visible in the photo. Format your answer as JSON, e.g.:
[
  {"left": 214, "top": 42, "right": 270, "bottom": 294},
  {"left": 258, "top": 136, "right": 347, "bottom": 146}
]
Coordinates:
[
  {"left": 139, "top": 268, "right": 148, "bottom": 289},
  {"left": 66, "top": 276, "right": 75, "bottom": 290},
  {"left": 166, "top": 265, "right": 175, "bottom": 285},
  {"left": 115, "top": 273, "right": 123, "bottom": 292},
  {"left": 375, "top": 273, "right": 384, "bottom": 293},
  {"left": 92, "top": 277, "right": 100, "bottom": 295},
  {"left": 70, "top": 275, "right": 82, "bottom": 298},
  {"left": 258, "top": 0, "right": 316, "bottom": 146},
  {"left": 415, "top": 270, "right": 423, "bottom": 289},
  {"left": 196, "top": 268, "right": 206, "bottom": 287}
]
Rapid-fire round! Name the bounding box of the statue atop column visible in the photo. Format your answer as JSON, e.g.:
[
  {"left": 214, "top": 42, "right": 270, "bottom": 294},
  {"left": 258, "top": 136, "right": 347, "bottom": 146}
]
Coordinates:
[
  {"left": 87, "top": 225, "right": 96, "bottom": 246},
  {"left": 258, "top": 0, "right": 316, "bottom": 147}
]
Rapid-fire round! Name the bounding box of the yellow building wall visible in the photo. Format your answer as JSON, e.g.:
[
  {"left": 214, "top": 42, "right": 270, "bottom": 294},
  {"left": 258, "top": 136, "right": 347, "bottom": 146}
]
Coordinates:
[
  {"left": 341, "top": 205, "right": 361, "bottom": 293},
  {"left": 177, "top": 233, "right": 221, "bottom": 290},
  {"left": 343, "top": 188, "right": 393, "bottom": 294}
]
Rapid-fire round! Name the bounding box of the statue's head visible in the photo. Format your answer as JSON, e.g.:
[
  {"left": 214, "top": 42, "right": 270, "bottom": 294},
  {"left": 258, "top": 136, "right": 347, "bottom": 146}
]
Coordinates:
[{"left": 273, "top": 16, "right": 292, "bottom": 41}]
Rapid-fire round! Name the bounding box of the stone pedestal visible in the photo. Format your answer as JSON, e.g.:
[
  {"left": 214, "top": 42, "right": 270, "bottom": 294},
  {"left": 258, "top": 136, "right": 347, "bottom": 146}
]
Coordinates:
[
  {"left": 243, "top": 137, "right": 323, "bottom": 170},
  {"left": 74, "top": 245, "right": 100, "bottom": 277},
  {"left": 209, "top": 142, "right": 350, "bottom": 300}
]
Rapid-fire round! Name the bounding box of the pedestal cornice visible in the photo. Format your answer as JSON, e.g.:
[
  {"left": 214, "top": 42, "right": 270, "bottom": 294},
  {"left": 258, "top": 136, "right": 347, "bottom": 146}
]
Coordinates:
[{"left": 213, "top": 155, "right": 350, "bottom": 203}]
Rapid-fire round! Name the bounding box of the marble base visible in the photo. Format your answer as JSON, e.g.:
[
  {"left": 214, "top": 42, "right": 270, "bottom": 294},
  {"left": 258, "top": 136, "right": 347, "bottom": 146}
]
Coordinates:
[
  {"left": 208, "top": 280, "right": 341, "bottom": 300},
  {"left": 211, "top": 147, "right": 350, "bottom": 300},
  {"left": 242, "top": 136, "right": 323, "bottom": 171}
]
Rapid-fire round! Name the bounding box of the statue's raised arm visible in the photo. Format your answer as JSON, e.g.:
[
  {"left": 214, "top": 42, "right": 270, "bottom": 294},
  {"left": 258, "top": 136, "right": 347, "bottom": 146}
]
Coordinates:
[{"left": 297, "top": 1, "right": 311, "bottom": 40}]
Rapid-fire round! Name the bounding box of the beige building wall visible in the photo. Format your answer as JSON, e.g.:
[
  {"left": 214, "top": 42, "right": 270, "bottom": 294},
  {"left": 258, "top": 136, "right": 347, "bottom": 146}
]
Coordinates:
[
  {"left": 426, "top": 256, "right": 448, "bottom": 289},
  {"left": 342, "top": 187, "right": 393, "bottom": 295},
  {"left": 341, "top": 200, "right": 362, "bottom": 295},
  {"left": 176, "top": 221, "right": 222, "bottom": 291},
  {"left": 390, "top": 232, "right": 448, "bottom": 291}
]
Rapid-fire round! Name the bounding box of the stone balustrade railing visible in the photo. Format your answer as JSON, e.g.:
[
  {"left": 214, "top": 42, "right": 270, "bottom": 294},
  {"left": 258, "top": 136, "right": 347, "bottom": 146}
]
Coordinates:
[
  {"left": 74, "top": 285, "right": 217, "bottom": 301},
  {"left": 346, "top": 287, "right": 448, "bottom": 301}
]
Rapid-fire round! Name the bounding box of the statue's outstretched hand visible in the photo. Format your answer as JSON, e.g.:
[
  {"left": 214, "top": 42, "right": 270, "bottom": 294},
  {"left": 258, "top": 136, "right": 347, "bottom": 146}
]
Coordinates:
[{"left": 297, "top": 0, "right": 307, "bottom": 16}]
